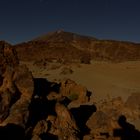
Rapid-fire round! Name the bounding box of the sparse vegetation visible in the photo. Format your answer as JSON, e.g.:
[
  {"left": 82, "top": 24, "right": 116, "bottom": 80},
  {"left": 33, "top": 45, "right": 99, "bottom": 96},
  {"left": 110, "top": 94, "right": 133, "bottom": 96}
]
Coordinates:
[{"left": 68, "top": 92, "right": 79, "bottom": 101}]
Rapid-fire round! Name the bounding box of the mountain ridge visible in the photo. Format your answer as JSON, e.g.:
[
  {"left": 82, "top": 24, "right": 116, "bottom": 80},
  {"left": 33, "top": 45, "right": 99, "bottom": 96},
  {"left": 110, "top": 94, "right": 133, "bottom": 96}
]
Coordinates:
[{"left": 9, "top": 30, "right": 140, "bottom": 62}]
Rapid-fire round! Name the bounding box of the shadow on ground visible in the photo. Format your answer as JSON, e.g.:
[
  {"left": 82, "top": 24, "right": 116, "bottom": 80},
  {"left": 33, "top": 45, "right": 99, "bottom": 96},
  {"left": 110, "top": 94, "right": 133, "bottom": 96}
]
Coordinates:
[
  {"left": 114, "top": 115, "right": 140, "bottom": 140},
  {"left": 40, "top": 133, "right": 58, "bottom": 140},
  {"left": 0, "top": 123, "right": 25, "bottom": 140},
  {"left": 26, "top": 78, "right": 61, "bottom": 139},
  {"left": 70, "top": 104, "right": 96, "bottom": 139}
]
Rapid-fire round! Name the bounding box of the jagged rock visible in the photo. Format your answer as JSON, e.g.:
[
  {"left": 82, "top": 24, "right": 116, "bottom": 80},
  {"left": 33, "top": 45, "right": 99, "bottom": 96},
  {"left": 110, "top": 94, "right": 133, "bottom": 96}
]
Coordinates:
[
  {"left": 0, "top": 41, "right": 18, "bottom": 70},
  {"left": 0, "top": 43, "right": 34, "bottom": 127},
  {"left": 13, "top": 65, "right": 33, "bottom": 95},
  {"left": 0, "top": 89, "right": 12, "bottom": 122},
  {"left": 60, "top": 79, "right": 90, "bottom": 108},
  {"left": 47, "top": 102, "right": 80, "bottom": 140},
  {"left": 55, "top": 102, "right": 80, "bottom": 140},
  {"left": 46, "top": 115, "right": 57, "bottom": 134},
  {"left": 0, "top": 43, "right": 19, "bottom": 123},
  {"left": 32, "top": 120, "right": 48, "bottom": 139},
  {"left": 31, "top": 135, "right": 42, "bottom": 140}
]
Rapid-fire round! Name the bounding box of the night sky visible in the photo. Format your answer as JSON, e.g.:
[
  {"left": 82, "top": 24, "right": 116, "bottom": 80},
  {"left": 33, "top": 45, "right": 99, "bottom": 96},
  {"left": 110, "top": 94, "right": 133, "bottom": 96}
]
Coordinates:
[{"left": 0, "top": 0, "right": 140, "bottom": 44}]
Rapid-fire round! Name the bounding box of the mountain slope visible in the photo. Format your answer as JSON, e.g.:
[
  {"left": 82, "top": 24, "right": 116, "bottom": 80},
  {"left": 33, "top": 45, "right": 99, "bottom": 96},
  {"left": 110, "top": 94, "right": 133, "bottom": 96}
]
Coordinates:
[{"left": 14, "top": 30, "right": 140, "bottom": 62}]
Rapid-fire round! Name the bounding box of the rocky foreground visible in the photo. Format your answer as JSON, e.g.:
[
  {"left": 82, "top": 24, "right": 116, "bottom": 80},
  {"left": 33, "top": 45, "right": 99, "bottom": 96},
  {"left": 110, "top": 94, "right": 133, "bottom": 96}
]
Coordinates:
[{"left": 0, "top": 41, "right": 140, "bottom": 140}]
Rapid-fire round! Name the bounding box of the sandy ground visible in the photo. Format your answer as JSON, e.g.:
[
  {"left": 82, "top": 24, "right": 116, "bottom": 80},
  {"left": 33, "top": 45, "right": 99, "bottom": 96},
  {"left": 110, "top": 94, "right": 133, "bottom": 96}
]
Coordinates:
[
  {"left": 21, "top": 60, "right": 140, "bottom": 129},
  {"left": 22, "top": 61, "right": 140, "bottom": 102}
]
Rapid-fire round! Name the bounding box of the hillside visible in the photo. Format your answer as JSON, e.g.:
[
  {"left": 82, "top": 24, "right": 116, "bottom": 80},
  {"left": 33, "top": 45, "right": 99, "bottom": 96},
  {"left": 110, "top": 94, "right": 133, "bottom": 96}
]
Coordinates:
[{"left": 14, "top": 30, "right": 140, "bottom": 63}]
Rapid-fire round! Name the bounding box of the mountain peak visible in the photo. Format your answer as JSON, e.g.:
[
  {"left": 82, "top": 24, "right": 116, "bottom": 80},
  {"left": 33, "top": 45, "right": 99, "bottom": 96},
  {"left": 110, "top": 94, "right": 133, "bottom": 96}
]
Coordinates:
[
  {"left": 33, "top": 30, "right": 97, "bottom": 42},
  {"left": 56, "top": 29, "right": 65, "bottom": 34}
]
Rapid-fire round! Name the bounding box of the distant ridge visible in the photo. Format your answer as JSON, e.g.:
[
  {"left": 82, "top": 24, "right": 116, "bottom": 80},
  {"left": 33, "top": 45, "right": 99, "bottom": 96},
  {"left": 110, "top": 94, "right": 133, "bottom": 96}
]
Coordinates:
[{"left": 14, "top": 30, "right": 140, "bottom": 62}]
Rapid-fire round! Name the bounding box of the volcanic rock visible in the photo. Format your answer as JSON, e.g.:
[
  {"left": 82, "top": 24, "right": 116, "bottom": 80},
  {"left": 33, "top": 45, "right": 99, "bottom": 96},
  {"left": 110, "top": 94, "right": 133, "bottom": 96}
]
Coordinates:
[
  {"left": 45, "top": 102, "right": 80, "bottom": 140},
  {"left": 86, "top": 96, "right": 140, "bottom": 140},
  {"left": 60, "top": 79, "right": 90, "bottom": 108},
  {"left": 32, "top": 120, "right": 48, "bottom": 139},
  {"left": 55, "top": 102, "right": 80, "bottom": 140},
  {"left": 0, "top": 42, "right": 34, "bottom": 127}
]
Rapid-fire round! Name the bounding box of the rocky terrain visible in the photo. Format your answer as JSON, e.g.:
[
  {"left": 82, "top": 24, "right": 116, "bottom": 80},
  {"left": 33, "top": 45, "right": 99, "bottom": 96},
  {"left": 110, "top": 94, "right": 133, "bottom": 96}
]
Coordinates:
[{"left": 0, "top": 31, "right": 140, "bottom": 140}]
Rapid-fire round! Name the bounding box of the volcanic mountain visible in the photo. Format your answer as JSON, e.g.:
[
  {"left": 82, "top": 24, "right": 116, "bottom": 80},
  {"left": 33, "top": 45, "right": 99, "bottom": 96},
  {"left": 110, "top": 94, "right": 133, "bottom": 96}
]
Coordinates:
[{"left": 14, "top": 30, "right": 140, "bottom": 63}]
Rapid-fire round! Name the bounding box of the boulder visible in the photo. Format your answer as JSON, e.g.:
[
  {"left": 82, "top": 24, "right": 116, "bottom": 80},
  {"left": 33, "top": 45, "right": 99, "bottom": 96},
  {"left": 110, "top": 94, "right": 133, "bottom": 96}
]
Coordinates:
[
  {"left": 60, "top": 79, "right": 90, "bottom": 108},
  {"left": 47, "top": 102, "right": 80, "bottom": 140},
  {"left": 125, "top": 92, "right": 140, "bottom": 110}
]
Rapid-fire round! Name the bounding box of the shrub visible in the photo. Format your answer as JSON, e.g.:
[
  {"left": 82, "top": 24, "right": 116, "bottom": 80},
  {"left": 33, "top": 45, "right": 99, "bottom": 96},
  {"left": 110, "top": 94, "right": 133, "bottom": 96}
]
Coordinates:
[{"left": 68, "top": 93, "right": 79, "bottom": 101}]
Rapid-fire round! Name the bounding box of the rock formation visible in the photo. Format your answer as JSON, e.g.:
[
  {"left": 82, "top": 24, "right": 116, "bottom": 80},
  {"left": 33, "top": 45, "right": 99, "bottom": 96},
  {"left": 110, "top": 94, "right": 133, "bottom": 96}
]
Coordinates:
[
  {"left": 46, "top": 102, "right": 80, "bottom": 140},
  {"left": 86, "top": 96, "right": 140, "bottom": 140},
  {"left": 0, "top": 41, "right": 34, "bottom": 128}
]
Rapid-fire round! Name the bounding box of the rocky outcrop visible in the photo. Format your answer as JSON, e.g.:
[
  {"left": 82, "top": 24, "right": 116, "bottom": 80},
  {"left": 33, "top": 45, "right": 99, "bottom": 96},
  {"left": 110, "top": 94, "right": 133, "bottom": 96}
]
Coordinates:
[
  {"left": 0, "top": 41, "right": 18, "bottom": 73},
  {"left": 86, "top": 96, "right": 140, "bottom": 140},
  {"left": 60, "top": 79, "right": 91, "bottom": 108},
  {"left": 31, "top": 120, "right": 48, "bottom": 140},
  {"left": 30, "top": 102, "right": 80, "bottom": 140},
  {"left": 47, "top": 79, "right": 92, "bottom": 108},
  {"left": 46, "top": 103, "right": 80, "bottom": 140},
  {"left": 46, "top": 80, "right": 140, "bottom": 140},
  {"left": 0, "top": 42, "right": 34, "bottom": 127}
]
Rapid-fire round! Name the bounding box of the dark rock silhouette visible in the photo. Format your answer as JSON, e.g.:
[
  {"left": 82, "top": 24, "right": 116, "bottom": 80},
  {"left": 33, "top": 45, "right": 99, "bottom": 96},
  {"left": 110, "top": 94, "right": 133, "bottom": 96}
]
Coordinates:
[
  {"left": 114, "top": 115, "right": 140, "bottom": 140},
  {"left": 0, "top": 123, "right": 25, "bottom": 140},
  {"left": 28, "top": 78, "right": 59, "bottom": 121},
  {"left": 40, "top": 133, "right": 58, "bottom": 140},
  {"left": 70, "top": 104, "right": 96, "bottom": 139},
  {"left": 26, "top": 78, "right": 58, "bottom": 135}
]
